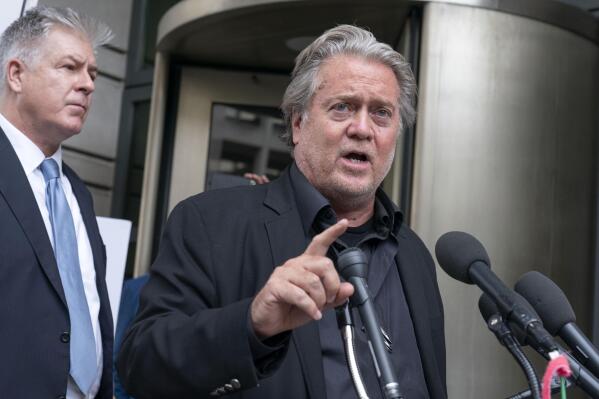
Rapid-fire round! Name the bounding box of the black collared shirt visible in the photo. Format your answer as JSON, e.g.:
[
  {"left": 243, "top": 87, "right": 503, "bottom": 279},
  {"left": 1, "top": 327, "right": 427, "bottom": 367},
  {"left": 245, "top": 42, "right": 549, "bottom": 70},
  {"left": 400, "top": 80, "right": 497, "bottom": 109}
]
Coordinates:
[{"left": 289, "top": 163, "right": 430, "bottom": 399}]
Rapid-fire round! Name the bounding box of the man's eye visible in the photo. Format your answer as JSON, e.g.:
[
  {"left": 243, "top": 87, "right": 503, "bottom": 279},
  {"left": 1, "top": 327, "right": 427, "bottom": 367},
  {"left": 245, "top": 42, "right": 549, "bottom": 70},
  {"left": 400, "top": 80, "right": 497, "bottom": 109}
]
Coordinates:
[
  {"left": 373, "top": 108, "right": 392, "bottom": 118},
  {"left": 332, "top": 103, "right": 350, "bottom": 112},
  {"left": 63, "top": 64, "right": 75, "bottom": 71}
]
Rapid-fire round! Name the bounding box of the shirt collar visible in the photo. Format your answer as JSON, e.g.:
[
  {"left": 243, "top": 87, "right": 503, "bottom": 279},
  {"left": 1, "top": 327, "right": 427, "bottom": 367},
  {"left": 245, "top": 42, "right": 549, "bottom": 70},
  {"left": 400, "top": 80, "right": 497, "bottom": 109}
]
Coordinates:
[
  {"left": 0, "top": 112, "right": 63, "bottom": 176},
  {"left": 289, "top": 162, "right": 330, "bottom": 236},
  {"left": 289, "top": 161, "right": 403, "bottom": 237},
  {"left": 374, "top": 186, "right": 403, "bottom": 238}
]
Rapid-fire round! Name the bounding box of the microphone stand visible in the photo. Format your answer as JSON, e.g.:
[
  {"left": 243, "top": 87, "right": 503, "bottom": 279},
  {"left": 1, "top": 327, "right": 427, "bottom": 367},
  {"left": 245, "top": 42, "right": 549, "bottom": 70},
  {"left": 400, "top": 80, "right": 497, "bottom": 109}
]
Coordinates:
[
  {"left": 336, "top": 302, "right": 370, "bottom": 399},
  {"left": 336, "top": 248, "right": 404, "bottom": 399}
]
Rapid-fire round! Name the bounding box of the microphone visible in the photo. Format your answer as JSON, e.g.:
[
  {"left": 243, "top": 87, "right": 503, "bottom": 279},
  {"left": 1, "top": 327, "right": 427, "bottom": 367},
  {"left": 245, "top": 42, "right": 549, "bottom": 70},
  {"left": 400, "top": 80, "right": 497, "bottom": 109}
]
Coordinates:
[
  {"left": 515, "top": 271, "right": 599, "bottom": 377},
  {"left": 478, "top": 294, "right": 541, "bottom": 399},
  {"left": 479, "top": 293, "right": 517, "bottom": 345},
  {"left": 479, "top": 293, "right": 534, "bottom": 347},
  {"left": 435, "top": 231, "right": 558, "bottom": 356},
  {"left": 436, "top": 233, "right": 599, "bottom": 396},
  {"left": 336, "top": 247, "right": 403, "bottom": 399}
]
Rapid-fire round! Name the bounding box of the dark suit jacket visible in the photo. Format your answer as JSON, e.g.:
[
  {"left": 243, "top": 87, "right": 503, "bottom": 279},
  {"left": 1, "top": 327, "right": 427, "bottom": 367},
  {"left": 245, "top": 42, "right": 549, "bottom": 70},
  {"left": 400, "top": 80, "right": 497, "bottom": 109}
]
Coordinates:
[
  {"left": 118, "top": 169, "right": 446, "bottom": 399},
  {"left": 0, "top": 129, "right": 113, "bottom": 398}
]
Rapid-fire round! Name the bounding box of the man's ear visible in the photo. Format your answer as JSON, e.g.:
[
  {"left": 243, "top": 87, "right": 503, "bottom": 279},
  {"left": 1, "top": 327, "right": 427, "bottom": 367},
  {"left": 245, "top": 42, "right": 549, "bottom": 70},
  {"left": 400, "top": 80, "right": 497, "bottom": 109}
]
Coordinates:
[
  {"left": 291, "top": 112, "right": 303, "bottom": 145},
  {"left": 5, "top": 59, "right": 26, "bottom": 93}
]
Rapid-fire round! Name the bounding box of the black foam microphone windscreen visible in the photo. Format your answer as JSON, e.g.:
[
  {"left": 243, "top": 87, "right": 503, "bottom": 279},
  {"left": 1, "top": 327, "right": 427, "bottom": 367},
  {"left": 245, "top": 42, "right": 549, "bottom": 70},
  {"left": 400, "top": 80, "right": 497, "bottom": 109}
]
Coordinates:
[
  {"left": 514, "top": 271, "right": 575, "bottom": 335},
  {"left": 435, "top": 231, "right": 491, "bottom": 284}
]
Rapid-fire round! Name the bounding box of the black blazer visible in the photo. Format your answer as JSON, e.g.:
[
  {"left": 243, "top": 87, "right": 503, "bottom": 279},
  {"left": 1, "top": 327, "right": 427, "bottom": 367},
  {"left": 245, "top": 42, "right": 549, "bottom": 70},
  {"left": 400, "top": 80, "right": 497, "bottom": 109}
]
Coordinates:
[
  {"left": 0, "top": 129, "right": 113, "bottom": 398},
  {"left": 118, "top": 169, "right": 446, "bottom": 399}
]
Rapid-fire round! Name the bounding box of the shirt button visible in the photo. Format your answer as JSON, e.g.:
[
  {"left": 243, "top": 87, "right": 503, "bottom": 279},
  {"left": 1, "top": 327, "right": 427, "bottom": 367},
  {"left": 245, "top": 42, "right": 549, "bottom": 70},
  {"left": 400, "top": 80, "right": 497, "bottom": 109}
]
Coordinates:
[{"left": 60, "top": 332, "right": 70, "bottom": 343}]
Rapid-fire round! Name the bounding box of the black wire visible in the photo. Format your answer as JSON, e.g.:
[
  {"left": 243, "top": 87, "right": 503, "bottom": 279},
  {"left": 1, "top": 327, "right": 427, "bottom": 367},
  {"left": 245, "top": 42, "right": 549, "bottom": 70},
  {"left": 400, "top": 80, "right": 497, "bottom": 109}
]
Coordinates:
[{"left": 504, "top": 336, "right": 541, "bottom": 399}]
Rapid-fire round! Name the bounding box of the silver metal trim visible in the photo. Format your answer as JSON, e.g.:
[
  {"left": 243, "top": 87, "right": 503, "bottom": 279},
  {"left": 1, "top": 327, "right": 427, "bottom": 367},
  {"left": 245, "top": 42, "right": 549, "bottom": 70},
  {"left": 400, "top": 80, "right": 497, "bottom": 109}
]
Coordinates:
[{"left": 157, "top": 0, "right": 599, "bottom": 51}]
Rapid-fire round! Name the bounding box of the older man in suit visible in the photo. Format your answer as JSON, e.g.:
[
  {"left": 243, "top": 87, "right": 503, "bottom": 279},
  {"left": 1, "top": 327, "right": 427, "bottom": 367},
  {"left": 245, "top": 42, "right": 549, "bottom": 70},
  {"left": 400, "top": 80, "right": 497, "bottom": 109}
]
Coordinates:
[
  {"left": 0, "top": 6, "right": 113, "bottom": 399},
  {"left": 119, "top": 25, "right": 446, "bottom": 399}
]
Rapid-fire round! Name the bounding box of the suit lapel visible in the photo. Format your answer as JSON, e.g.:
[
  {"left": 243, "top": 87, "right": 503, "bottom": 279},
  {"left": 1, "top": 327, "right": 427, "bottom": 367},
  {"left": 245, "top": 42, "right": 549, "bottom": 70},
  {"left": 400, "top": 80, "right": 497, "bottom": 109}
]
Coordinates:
[
  {"left": 395, "top": 231, "right": 445, "bottom": 398},
  {"left": 0, "top": 130, "right": 67, "bottom": 306},
  {"left": 263, "top": 172, "right": 327, "bottom": 399}
]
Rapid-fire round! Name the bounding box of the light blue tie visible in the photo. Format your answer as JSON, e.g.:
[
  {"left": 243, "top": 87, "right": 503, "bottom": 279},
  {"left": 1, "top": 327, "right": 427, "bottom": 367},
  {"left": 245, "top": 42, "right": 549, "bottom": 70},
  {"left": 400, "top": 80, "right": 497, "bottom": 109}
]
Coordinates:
[{"left": 40, "top": 158, "right": 97, "bottom": 395}]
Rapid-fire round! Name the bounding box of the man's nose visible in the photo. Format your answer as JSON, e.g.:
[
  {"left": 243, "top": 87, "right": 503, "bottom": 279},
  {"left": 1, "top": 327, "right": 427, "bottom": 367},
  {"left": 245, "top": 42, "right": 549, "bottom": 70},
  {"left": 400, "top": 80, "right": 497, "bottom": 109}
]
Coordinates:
[
  {"left": 347, "top": 109, "right": 373, "bottom": 140},
  {"left": 77, "top": 71, "right": 95, "bottom": 94}
]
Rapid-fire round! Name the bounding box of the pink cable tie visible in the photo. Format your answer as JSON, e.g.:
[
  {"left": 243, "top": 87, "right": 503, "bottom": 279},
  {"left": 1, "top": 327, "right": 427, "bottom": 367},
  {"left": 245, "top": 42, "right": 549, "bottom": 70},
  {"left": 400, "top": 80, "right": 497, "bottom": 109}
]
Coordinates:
[{"left": 542, "top": 354, "right": 571, "bottom": 399}]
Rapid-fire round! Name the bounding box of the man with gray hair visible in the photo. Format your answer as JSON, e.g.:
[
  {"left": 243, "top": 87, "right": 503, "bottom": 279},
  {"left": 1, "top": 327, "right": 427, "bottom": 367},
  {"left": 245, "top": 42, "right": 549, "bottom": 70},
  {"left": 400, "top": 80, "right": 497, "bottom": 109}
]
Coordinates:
[
  {"left": 119, "top": 25, "right": 446, "bottom": 398},
  {"left": 0, "top": 6, "right": 113, "bottom": 398}
]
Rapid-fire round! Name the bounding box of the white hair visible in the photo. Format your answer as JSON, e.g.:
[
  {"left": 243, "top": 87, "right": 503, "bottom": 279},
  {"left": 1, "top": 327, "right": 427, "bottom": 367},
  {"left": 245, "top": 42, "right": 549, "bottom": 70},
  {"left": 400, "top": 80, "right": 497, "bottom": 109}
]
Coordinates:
[{"left": 0, "top": 5, "right": 113, "bottom": 93}]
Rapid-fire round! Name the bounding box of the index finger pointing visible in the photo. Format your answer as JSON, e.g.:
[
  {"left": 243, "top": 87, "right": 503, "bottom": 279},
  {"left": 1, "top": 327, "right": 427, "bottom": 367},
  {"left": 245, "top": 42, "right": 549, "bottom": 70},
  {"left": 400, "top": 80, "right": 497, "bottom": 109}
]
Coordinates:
[{"left": 304, "top": 219, "right": 348, "bottom": 256}]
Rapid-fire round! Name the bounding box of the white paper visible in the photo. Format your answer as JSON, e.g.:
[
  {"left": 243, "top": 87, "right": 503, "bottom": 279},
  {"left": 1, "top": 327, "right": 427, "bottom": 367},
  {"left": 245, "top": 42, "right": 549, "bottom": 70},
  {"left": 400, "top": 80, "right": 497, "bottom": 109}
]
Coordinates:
[
  {"left": 97, "top": 216, "right": 132, "bottom": 332},
  {"left": 0, "top": 1, "right": 38, "bottom": 36}
]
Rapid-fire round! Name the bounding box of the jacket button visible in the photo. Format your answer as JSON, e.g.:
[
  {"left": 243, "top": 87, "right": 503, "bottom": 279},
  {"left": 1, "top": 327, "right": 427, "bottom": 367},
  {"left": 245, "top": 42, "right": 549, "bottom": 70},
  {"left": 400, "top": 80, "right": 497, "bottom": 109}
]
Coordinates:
[
  {"left": 60, "top": 332, "right": 70, "bottom": 343},
  {"left": 56, "top": 395, "right": 66, "bottom": 399},
  {"left": 224, "top": 383, "right": 234, "bottom": 391},
  {"left": 230, "top": 378, "right": 241, "bottom": 389}
]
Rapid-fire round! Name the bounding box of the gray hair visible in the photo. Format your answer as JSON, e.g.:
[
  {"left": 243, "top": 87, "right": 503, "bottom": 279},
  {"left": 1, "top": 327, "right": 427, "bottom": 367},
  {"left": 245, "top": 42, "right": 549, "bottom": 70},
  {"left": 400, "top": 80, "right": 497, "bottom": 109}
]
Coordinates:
[
  {"left": 0, "top": 6, "right": 113, "bottom": 93},
  {"left": 281, "top": 24, "right": 417, "bottom": 148}
]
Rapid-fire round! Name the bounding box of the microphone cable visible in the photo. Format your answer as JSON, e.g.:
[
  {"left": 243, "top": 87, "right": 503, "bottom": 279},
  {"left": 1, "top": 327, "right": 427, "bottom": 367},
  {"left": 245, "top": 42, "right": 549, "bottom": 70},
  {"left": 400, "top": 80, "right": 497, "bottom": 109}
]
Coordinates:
[
  {"left": 486, "top": 313, "right": 541, "bottom": 399},
  {"left": 336, "top": 302, "right": 369, "bottom": 399},
  {"left": 479, "top": 294, "right": 540, "bottom": 399}
]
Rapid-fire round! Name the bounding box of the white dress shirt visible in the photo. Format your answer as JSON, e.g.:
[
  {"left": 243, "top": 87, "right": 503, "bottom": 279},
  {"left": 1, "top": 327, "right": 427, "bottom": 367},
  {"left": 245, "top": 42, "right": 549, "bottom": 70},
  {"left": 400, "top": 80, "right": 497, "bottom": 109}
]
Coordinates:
[{"left": 0, "top": 113, "right": 103, "bottom": 399}]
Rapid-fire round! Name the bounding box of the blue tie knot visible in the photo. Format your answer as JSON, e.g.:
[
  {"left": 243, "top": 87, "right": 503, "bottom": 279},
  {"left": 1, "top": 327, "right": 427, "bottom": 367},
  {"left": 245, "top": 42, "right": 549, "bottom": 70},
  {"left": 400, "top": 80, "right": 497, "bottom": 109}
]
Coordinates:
[{"left": 40, "top": 158, "right": 60, "bottom": 182}]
